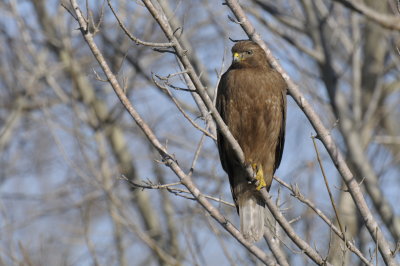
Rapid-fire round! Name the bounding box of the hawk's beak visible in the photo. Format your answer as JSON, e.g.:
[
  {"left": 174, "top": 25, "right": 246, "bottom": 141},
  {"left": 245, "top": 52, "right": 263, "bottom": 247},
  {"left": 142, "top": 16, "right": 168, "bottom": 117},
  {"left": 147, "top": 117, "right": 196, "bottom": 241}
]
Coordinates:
[{"left": 233, "top": 52, "right": 242, "bottom": 62}]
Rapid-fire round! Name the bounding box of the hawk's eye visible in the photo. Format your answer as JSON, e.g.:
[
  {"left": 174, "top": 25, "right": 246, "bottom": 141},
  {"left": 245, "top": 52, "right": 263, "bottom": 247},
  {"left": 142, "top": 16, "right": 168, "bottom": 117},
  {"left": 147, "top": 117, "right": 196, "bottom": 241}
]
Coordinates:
[{"left": 246, "top": 50, "right": 253, "bottom": 55}]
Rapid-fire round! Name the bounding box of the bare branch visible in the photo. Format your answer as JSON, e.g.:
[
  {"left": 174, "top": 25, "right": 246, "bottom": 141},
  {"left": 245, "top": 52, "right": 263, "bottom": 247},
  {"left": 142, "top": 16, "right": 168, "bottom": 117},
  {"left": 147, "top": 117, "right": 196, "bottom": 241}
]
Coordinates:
[{"left": 124, "top": 177, "right": 235, "bottom": 208}]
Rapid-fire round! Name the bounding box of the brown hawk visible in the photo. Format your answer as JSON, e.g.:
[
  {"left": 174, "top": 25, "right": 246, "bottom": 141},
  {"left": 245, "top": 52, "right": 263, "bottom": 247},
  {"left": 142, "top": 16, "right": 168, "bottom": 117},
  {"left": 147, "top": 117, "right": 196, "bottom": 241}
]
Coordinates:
[{"left": 216, "top": 41, "right": 287, "bottom": 242}]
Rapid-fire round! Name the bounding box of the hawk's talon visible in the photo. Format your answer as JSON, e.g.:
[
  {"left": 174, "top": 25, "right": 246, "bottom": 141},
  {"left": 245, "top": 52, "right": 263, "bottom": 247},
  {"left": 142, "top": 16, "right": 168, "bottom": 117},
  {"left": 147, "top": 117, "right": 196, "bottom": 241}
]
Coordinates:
[{"left": 252, "top": 163, "right": 266, "bottom": 190}]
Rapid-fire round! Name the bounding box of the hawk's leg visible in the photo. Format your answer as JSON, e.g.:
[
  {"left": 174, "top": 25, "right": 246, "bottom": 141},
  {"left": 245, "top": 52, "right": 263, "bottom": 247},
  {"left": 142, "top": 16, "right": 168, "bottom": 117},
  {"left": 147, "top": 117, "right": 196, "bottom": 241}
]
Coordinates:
[{"left": 252, "top": 163, "right": 266, "bottom": 190}]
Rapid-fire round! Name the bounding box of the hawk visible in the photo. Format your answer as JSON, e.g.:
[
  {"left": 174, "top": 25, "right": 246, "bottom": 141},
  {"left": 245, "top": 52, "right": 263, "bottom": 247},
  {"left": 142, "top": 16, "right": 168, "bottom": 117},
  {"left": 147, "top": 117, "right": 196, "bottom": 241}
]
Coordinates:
[{"left": 216, "top": 41, "right": 287, "bottom": 242}]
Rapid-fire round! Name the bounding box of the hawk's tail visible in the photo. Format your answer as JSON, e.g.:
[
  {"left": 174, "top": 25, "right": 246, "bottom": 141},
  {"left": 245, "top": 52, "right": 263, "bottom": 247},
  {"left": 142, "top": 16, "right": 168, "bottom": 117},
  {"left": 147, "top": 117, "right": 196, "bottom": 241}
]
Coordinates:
[{"left": 238, "top": 194, "right": 266, "bottom": 243}]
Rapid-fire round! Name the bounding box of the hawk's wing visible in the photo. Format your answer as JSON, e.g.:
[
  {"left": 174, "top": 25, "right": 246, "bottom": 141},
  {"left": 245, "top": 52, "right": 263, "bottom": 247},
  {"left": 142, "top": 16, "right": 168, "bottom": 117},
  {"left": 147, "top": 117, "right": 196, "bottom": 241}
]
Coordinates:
[{"left": 273, "top": 74, "right": 287, "bottom": 172}]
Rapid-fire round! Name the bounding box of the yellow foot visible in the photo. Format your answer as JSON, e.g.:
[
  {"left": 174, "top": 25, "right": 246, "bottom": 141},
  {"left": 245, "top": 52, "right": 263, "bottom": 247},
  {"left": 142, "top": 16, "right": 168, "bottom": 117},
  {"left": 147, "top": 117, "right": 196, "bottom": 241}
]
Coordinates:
[{"left": 252, "top": 163, "right": 266, "bottom": 190}]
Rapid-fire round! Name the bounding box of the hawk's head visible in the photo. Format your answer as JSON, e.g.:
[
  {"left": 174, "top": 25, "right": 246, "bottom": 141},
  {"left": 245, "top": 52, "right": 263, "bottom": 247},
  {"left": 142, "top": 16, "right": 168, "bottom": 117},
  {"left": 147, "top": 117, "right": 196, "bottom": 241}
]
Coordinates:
[{"left": 230, "top": 41, "right": 269, "bottom": 69}]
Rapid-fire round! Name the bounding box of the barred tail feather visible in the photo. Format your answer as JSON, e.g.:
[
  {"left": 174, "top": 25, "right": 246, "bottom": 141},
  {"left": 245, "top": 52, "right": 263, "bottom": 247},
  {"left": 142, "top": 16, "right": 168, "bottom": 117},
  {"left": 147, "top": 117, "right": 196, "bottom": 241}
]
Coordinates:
[{"left": 239, "top": 196, "right": 265, "bottom": 243}]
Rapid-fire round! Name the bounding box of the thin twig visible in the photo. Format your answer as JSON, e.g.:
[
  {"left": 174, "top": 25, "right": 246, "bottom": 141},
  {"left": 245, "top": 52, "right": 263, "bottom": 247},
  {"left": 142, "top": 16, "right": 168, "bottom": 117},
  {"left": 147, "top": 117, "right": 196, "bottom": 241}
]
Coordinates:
[
  {"left": 188, "top": 130, "right": 207, "bottom": 177},
  {"left": 311, "top": 135, "right": 344, "bottom": 236},
  {"left": 124, "top": 177, "right": 235, "bottom": 208},
  {"left": 107, "top": 0, "right": 173, "bottom": 47}
]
